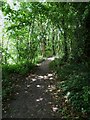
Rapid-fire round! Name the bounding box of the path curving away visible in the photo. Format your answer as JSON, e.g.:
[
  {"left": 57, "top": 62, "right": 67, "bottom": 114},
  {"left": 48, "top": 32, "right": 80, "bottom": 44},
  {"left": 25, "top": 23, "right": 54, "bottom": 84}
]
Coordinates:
[{"left": 3, "top": 57, "right": 60, "bottom": 118}]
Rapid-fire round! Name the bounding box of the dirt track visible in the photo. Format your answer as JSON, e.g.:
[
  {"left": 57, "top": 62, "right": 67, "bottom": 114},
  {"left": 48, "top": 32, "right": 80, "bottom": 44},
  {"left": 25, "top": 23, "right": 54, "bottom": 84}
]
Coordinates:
[{"left": 3, "top": 58, "right": 59, "bottom": 118}]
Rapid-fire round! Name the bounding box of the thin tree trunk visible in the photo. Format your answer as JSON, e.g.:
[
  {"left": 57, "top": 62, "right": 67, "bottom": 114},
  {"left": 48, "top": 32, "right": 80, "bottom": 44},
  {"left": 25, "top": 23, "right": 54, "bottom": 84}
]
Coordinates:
[
  {"left": 16, "top": 38, "right": 20, "bottom": 64},
  {"left": 5, "top": 39, "right": 9, "bottom": 64},
  {"left": 52, "top": 27, "right": 56, "bottom": 56},
  {"left": 62, "top": 19, "right": 68, "bottom": 61}
]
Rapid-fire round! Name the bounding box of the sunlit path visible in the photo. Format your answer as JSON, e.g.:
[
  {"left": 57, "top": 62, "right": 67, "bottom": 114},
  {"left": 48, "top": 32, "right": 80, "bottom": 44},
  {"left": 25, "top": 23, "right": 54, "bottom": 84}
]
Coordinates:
[{"left": 3, "top": 58, "right": 59, "bottom": 118}]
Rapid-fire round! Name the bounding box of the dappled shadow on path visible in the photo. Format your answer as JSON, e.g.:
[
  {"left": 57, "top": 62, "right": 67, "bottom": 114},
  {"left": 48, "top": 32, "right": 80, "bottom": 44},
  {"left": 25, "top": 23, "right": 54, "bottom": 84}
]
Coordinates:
[{"left": 3, "top": 57, "right": 59, "bottom": 118}]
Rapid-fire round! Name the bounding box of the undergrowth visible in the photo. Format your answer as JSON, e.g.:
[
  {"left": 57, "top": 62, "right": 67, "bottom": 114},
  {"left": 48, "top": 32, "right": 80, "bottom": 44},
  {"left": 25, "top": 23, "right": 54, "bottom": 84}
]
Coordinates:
[{"left": 49, "top": 58, "right": 90, "bottom": 118}]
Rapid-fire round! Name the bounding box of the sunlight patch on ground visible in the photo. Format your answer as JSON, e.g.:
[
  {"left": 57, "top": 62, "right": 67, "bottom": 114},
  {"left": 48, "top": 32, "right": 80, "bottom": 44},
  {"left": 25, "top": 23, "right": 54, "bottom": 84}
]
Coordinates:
[
  {"left": 43, "top": 75, "right": 48, "bottom": 79},
  {"left": 48, "top": 101, "right": 52, "bottom": 105},
  {"left": 52, "top": 105, "right": 58, "bottom": 112},
  {"left": 26, "top": 73, "right": 54, "bottom": 83},
  {"left": 16, "top": 84, "right": 21, "bottom": 88},
  {"left": 48, "top": 85, "right": 56, "bottom": 92},
  {"left": 52, "top": 107, "right": 58, "bottom": 112},
  {"left": 16, "top": 92, "right": 19, "bottom": 95},
  {"left": 32, "top": 78, "right": 36, "bottom": 82},
  {"left": 38, "top": 75, "right": 44, "bottom": 79},
  {"left": 47, "top": 56, "right": 59, "bottom": 61},
  {"left": 27, "top": 85, "right": 30, "bottom": 88},
  {"left": 48, "top": 73, "right": 53, "bottom": 77},
  {"left": 50, "top": 77, "right": 53, "bottom": 80},
  {"left": 47, "top": 57, "right": 55, "bottom": 61},
  {"left": 36, "top": 85, "right": 41, "bottom": 88},
  {"left": 36, "top": 97, "right": 43, "bottom": 102},
  {"left": 45, "top": 90, "right": 48, "bottom": 93},
  {"left": 25, "top": 91, "right": 28, "bottom": 93}
]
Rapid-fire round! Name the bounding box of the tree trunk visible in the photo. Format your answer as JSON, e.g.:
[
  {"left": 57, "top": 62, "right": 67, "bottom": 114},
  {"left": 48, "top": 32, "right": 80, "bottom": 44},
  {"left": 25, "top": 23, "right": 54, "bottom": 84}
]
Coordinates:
[
  {"left": 62, "top": 19, "right": 68, "bottom": 61},
  {"left": 52, "top": 27, "right": 56, "bottom": 56}
]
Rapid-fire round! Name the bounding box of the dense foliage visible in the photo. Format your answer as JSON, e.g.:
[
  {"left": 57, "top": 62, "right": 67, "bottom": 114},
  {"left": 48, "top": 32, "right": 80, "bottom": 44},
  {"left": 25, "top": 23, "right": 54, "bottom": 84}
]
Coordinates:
[{"left": 1, "top": 1, "right": 90, "bottom": 119}]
